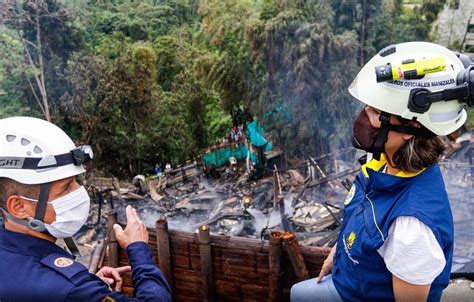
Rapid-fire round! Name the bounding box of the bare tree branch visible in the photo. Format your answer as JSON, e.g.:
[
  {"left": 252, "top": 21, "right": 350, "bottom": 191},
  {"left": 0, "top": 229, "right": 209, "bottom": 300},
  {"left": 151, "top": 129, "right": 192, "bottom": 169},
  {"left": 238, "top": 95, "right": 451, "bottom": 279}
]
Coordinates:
[
  {"left": 21, "top": 37, "right": 39, "bottom": 50},
  {"left": 25, "top": 72, "right": 46, "bottom": 116},
  {"left": 12, "top": 0, "right": 51, "bottom": 121},
  {"left": 35, "top": 0, "right": 50, "bottom": 121}
]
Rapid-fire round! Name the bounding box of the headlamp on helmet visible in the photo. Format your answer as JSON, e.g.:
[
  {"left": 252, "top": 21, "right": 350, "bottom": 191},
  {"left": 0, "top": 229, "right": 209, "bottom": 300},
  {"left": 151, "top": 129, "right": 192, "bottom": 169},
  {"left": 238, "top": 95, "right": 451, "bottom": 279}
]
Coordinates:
[
  {"left": 373, "top": 51, "right": 474, "bottom": 114},
  {"left": 71, "top": 145, "right": 94, "bottom": 166},
  {"left": 349, "top": 42, "right": 470, "bottom": 136},
  {"left": 0, "top": 144, "right": 94, "bottom": 170}
]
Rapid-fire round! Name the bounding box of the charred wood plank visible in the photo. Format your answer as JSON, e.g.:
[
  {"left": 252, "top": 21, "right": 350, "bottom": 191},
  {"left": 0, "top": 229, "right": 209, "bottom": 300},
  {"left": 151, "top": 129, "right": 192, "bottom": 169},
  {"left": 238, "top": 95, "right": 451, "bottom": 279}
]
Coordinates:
[
  {"left": 282, "top": 232, "right": 309, "bottom": 281},
  {"left": 199, "top": 225, "right": 215, "bottom": 302},
  {"left": 156, "top": 219, "right": 173, "bottom": 294},
  {"left": 308, "top": 168, "right": 358, "bottom": 188},
  {"left": 88, "top": 240, "right": 105, "bottom": 273},
  {"left": 268, "top": 232, "right": 283, "bottom": 302},
  {"left": 273, "top": 166, "right": 282, "bottom": 208},
  {"left": 107, "top": 211, "right": 119, "bottom": 268}
]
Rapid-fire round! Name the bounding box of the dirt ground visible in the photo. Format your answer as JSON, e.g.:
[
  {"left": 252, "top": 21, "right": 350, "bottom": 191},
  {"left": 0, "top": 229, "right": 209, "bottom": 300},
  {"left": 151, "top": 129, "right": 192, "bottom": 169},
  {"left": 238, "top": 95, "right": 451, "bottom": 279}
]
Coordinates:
[{"left": 441, "top": 279, "right": 474, "bottom": 301}]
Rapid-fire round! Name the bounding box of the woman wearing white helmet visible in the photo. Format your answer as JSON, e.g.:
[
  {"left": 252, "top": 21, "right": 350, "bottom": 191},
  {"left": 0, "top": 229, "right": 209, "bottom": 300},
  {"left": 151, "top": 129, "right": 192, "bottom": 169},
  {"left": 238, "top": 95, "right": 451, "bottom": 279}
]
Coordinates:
[{"left": 291, "top": 41, "right": 473, "bottom": 301}]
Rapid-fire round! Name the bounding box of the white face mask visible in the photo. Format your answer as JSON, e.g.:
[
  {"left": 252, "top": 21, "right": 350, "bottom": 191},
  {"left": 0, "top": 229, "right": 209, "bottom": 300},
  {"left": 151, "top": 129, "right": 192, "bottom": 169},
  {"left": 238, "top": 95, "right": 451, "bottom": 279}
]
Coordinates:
[{"left": 22, "top": 186, "right": 90, "bottom": 238}]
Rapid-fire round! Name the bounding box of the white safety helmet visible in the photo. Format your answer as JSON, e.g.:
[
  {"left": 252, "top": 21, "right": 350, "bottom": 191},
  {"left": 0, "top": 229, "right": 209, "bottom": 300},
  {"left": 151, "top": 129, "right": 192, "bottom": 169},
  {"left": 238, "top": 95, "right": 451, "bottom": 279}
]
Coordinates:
[
  {"left": 0, "top": 116, "right": 93, "bottom": 185},
  {"left": 349, "top": 41, "right": 468, "bottom": 135}
]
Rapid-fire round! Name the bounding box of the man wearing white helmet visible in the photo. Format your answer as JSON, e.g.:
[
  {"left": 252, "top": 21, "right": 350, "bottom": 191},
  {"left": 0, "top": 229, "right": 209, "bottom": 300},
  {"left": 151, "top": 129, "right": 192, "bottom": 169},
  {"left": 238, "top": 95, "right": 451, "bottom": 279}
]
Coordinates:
[
  {"left": 0, "top": 117, "right": 171, "bottom": 301},
  {"left": 291, "top": 42, "right": 474, "bottom": 301}
]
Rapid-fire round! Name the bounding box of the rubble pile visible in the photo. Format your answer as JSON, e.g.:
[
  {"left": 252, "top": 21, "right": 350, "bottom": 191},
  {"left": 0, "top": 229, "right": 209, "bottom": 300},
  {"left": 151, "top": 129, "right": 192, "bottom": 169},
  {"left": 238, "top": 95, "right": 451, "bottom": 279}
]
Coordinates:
[
  {"left": 139, "top": 157, "right": 353, "bottom": 245},
  {"left": 441, "top": 131, "right": 474, "bottom": 275}
]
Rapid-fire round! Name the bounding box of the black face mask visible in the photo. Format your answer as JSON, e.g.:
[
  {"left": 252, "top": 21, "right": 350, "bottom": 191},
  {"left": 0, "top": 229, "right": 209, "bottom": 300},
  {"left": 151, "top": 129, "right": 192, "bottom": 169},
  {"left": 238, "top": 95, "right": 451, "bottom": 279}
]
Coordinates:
[{"left": 352, "top": 109, "right": 383, "bottom": 154}]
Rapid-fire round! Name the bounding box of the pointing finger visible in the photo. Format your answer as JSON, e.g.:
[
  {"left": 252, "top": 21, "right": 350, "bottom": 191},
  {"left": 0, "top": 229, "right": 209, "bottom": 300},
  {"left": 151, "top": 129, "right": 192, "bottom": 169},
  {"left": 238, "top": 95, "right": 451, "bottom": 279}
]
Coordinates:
[
  {"left": 132, "top": 207, "right": 141, "bottom": 223},
  {"left": 126, "top": 205, "right": 135, "bottom": 223}
]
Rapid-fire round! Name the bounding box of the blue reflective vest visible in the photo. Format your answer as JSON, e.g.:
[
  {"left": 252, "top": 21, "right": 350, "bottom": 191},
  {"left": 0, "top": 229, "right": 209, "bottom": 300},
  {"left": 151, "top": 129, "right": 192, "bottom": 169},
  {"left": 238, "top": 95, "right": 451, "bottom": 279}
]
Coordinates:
[
  {"left": 0, "top": 226, "right": 171, "bottom": 302},
  {"left": 332, "top": 156, "right": 453, "bottom": 301}
]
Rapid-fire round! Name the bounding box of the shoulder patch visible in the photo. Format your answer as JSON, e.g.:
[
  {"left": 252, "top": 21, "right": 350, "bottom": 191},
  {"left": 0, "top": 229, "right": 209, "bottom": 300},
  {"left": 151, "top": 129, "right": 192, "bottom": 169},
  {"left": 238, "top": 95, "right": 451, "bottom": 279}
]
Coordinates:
[
  {"left": 41, "top": 253, "right": 88, "bottom": 283},
  {"left": 54, "top": 257, "right": 74, "bottom": 268},
  {"left": 344, "top": 184, "right": 356, "bottom": 206}
]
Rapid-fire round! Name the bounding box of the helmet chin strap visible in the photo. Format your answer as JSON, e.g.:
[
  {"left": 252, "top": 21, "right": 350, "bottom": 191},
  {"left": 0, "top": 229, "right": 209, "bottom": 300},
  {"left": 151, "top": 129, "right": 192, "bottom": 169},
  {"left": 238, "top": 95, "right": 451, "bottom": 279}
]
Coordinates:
[
  {"left": 371, "top": 112, "right": 391, "bottom": 161},
  {"left": 0, "top": 182, "right": 80, "bottom": 257},
  {"left": 0, "top": 183, "right": 51, "bottom": 232},
  {"left": 30, "top": 182, "right": 50, "bottom": 232},
  {"left": 371, "top": 111, "right": 436, "bottom": 161}
]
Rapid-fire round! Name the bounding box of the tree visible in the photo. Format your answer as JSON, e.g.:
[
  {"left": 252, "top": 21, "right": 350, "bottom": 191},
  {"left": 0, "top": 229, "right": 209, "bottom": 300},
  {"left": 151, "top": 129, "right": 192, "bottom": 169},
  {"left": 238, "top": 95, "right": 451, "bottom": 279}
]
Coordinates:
[
  {"left": 153, "top": 32, "right": 231, "bottom": 156},
  {"left": 62, "top": 1, "right": 229, "bottom": 176},
  {"left": 196, "top": 0, "right": 264, "bottom": 112},
  {"left": 64, "top": 44, "right": 159, "bottom": 177},
  {"left": 0, "top": 30, "right": 34, "bottom": 117},
  {"left": 4, "top": 0, "right": 51, "bottom": 120},
  {"left": 1, "top": 0, "right": 446, "bottom": 177},
  {"left": 4, "top": 0, "right": 83, "bottom": 121},
  {"left": 252, "top": 2, "right": 360, "bottom": 156},
  {"left": 332, "top": 0, "right": 380, "bottom": 65}
]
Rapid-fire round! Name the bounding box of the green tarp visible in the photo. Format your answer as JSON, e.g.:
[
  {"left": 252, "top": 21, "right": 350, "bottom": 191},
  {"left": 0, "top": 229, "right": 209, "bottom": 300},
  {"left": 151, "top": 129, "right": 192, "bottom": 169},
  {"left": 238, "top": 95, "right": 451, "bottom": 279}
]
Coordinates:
[
  {"left": 202, "top": 144, "right": 248, "bottom": 167},
  {"left": 202, "top": 121, "right": 272, "bottom": 168},
  {"left": 247, "top": 121, "right": 272, "bottom": 150}
]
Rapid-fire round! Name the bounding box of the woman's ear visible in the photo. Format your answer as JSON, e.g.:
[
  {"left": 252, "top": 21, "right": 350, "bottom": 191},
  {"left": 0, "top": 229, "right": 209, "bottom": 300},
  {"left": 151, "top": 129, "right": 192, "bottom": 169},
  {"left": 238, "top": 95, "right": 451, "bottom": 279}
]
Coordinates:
[
  {"left": 402, "top": 120, "right": 421, "bottom": 141},
  {"left": 402, "top": 133, "right": 414, "bottom": 141},
  {"left": 6, "top": 196, "right": 32, "bottom": 219}
]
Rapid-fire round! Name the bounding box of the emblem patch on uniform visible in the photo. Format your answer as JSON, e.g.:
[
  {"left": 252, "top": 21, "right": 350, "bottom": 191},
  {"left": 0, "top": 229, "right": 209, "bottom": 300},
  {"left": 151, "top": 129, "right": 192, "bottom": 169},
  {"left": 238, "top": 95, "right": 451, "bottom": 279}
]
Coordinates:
[
  {"left": 53, "top": 257, "right": 73, "bottom": 268},
  {"left": 346, "top": 232, "right": 356, "bottom": 250},
  {"left": 344, "top": 184, "right": 356, "bottom": 206},
  {"left": 343, "top": 233, "right": 359, "bottom": 265},
  {"left": 101, "top": 295, "right": 116, "bottom": 302}
]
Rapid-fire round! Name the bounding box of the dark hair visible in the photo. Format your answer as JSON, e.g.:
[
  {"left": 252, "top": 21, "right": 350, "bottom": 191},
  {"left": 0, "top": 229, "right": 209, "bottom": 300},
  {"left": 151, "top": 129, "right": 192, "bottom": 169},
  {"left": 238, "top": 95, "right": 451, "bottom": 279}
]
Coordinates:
[
  {"left": 0, "top": 178, "right": 39, "bottom": 210},
  {"left": 392, "top": 117, "right": 446, "bottom": 173}
]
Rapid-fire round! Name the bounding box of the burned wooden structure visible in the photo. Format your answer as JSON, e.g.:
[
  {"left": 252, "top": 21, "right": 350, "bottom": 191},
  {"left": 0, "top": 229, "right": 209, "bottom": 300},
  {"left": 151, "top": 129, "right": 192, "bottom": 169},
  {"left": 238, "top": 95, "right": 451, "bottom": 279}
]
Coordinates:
[{"left": 104, "top": 216, "right": 331, "bottom": 301}]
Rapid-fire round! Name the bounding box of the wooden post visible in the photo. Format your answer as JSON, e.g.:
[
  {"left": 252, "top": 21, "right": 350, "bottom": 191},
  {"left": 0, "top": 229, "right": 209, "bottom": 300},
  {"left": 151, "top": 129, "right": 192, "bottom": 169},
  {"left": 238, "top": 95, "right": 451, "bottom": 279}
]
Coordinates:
[
  {"left": 156, "top": 219, "right": 173, "bottom": 287},
  {"left": 310, "top": 157, "right": 335, "bottom": 189},
  {"left": 268, "top": 232, "right": 283, "bottom": 302},
  {"left": 112, "top": 177, "right": 121, "bottom": 197},
  {"left": 306, "top": 161, "right": 312, "bottom": 182},
  {"left": 107, "top": 211, "right": 119, "bottom": 268},
  {"left": 98, "top": 236, "right": 108, "bottom": 269},
  {"left": 282, "top": 232, "right": 309, "bottom": 281},
  {"left": 88, "top": 240, "right": 105, "bottom": 273},
  {"left": 199, "top": 225, "right": 215, "bottom": 302},
  {"left": 273, "top": 165, "right": 282, "bottom": 208}
]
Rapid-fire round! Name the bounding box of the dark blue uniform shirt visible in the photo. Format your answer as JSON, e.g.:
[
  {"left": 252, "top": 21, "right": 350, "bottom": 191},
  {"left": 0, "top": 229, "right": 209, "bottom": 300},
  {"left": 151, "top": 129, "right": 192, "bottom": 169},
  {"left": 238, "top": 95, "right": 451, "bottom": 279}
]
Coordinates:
[{"left": 0, "top": 226, "right": 171, "bottom": 302}]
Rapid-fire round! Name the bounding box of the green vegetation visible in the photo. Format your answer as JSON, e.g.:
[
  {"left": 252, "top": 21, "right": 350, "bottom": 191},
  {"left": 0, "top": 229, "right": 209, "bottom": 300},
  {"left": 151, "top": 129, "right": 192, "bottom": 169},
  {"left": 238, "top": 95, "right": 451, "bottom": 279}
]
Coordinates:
[
  {"left": 467, "top": 109, "right": 474, "bottom": 129},
  {"left": 0, "top": 0, "right": 449, "bottom": 178}
]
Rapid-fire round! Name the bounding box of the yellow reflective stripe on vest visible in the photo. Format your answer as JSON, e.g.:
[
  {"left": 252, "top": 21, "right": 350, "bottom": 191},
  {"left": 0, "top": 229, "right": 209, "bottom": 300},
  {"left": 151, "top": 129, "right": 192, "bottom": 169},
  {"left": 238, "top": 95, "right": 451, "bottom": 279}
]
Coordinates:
[
  {"left": 361, "top": 154, "right": 426, "bottom": 241},
  {"left": 366, "top": 194, "right": 385, "bottom": 241}
]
